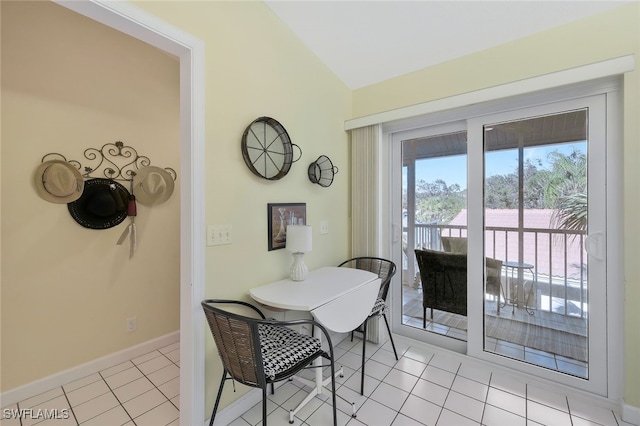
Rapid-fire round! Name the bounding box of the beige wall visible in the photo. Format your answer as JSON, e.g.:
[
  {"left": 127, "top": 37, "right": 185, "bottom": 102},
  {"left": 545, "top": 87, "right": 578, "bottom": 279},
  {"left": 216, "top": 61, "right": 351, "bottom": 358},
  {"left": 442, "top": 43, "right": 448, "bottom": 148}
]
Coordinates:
[
  {"left": 132, "top": 0, "right": 353, "bottom": 413},
  {"left": 1, "top": 1, "right": 180, "bottom": 391},
  {"left": 351, "top": 3, "right": 640, "bottom": 410}
]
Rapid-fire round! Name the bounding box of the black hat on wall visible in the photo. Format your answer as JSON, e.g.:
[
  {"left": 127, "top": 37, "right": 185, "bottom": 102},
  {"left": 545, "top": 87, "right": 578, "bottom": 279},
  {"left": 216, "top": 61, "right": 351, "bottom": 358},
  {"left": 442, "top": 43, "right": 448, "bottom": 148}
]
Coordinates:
[{"left": 67, "top": 178, "right": 130, "bottom": 229}]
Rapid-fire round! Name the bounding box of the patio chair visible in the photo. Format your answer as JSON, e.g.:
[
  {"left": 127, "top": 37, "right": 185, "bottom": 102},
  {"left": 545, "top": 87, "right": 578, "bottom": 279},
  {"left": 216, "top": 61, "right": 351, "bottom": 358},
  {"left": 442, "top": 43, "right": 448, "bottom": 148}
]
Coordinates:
[
  {"left": 201, "top": 299, "right": 337, "bottom": 426},
  {"left": 440, "top": 237, "right": 504, "bottom": 314},
  {"left": 440, "top": 236, "right": 468, "bottom": 254},
  {"left": 415, "top": 249, "right": 503, "bottom": 326},
  {"left": 338, "top": 257, "right": 398, "bottom": 395},
  {"left": 415, "top": 249, "right": 468, "bottom": 325},
  {"left": 485, "top": 257, "right": 504, "bottom": 315}
]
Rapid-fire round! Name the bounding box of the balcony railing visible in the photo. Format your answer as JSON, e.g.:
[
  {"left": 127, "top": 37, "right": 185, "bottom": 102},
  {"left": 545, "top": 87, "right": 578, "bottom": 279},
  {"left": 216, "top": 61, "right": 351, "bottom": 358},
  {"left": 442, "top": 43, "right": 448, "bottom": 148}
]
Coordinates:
[{"left": 404, "top": 223, "right": 588, "bottom": 318}]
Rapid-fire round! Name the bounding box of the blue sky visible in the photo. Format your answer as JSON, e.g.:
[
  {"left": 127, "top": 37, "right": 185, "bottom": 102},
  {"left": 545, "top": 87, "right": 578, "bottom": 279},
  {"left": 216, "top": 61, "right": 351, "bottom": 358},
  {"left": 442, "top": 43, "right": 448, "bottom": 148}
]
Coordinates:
[{"left": 405, "top": 142, "right": 586, "bottom": 189}]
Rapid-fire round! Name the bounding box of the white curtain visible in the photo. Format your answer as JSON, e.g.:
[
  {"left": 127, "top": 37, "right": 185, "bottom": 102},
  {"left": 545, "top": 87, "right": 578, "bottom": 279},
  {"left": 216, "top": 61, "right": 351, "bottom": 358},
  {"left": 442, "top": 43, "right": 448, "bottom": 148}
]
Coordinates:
[{"left": 349, "top": 124, "right": 381, "bottom": 256}]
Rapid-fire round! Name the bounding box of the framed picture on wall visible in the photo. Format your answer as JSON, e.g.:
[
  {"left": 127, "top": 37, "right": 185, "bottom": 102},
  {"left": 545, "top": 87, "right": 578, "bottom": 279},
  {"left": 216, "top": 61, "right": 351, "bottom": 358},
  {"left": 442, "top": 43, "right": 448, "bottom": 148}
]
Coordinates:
[{"left": 267, "top": 203, "right": 306, "bottom": 251}]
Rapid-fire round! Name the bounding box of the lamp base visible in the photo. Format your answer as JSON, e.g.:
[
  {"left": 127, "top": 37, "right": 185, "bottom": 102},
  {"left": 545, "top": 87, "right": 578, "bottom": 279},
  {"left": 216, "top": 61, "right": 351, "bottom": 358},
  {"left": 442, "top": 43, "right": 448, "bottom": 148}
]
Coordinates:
[{"left": 290, "top": 252, "right": 308, "bottom": 281}]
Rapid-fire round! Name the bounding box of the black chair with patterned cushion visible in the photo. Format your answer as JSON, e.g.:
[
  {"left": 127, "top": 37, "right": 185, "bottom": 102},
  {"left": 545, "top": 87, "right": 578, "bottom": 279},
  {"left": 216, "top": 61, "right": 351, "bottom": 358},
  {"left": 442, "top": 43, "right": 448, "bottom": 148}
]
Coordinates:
[
  {"left": 338, "top": 257, "right": 398, "bottom": 395},
  {"left": 201, "top": 299, "right": 337, "bottom": 426}
]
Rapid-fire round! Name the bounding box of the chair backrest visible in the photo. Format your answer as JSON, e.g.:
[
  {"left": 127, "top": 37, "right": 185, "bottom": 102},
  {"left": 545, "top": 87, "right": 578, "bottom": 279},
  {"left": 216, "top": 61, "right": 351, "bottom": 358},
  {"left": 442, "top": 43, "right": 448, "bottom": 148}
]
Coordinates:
[
  {"left": 416, "top": 249, "right": 503, "bottom": 305},
  {"left": 485, "top": 257, "right": 503, "bottom": 294},
  {"left": 415, "top": 249, "right": 468, "bottom": 316},
  {"left": 201, "top": 300, "right": 266, "bottom": 389},
  {"left": 441, "top": 236, "right": 468, "bottom": 254},
  {"left": 338, "top": 257, "right": 397, "bottom": 301}
]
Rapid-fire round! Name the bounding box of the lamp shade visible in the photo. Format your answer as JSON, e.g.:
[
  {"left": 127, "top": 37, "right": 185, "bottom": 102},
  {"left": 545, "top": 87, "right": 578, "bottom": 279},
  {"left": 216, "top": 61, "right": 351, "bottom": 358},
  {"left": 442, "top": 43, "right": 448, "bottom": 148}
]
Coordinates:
[{"left": 286, "top": 225, "right": 312, "bottom": 253}]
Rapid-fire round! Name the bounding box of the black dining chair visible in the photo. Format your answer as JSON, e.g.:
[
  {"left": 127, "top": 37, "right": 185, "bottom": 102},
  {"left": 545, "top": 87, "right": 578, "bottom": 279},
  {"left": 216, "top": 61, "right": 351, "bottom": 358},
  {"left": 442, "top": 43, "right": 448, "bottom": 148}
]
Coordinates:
[
  {"left": 337, "top": 257, "right": 399, "bottom": 394},
  {"left": 201, "top": 299, "right": 337, "bottom": 426}
]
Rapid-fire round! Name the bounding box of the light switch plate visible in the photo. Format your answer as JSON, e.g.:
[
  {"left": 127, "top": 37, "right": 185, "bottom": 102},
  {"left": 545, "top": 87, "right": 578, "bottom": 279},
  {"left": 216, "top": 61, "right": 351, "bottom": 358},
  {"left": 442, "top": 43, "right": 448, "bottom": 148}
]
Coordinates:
[
  {"left": 207, "top": 225, "right": 232, "bottom": 246},
  {"left": 320, "top": 220, "right": 329, "bottom": 235}
]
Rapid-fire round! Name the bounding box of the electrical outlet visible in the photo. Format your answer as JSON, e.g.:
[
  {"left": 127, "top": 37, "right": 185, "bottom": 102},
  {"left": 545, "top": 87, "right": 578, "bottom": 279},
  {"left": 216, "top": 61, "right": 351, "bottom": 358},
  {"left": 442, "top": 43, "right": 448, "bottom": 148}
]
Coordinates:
[
  {"left": 127, "top": 317, "right": 137, "bottom": 332},
  {"left": 207, "top": 225, "right": 233, "bottom": 246}
]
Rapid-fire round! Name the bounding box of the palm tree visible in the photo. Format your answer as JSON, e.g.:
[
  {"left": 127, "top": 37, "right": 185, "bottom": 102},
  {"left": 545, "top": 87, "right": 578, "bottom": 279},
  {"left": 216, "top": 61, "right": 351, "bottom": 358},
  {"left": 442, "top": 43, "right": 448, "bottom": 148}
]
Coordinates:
[
  {"left": 539, "top": 150, "right": 587, "bottom": 207},
  {"left": 544, "top": 149, "right": 588, "bottom": 234},
  {"left": 552, "top": 192, "right": 587, "bottom": 232}
]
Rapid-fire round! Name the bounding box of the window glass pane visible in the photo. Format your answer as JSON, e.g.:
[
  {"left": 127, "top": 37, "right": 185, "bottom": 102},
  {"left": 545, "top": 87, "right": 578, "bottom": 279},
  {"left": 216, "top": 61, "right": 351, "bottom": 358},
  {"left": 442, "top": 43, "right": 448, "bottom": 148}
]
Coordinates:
[
  {"left": 401, "top": 131, "right": 468, "bottom": 342},
  {"left": 483, "top": 110, "right": 589, "bottom": 378}
]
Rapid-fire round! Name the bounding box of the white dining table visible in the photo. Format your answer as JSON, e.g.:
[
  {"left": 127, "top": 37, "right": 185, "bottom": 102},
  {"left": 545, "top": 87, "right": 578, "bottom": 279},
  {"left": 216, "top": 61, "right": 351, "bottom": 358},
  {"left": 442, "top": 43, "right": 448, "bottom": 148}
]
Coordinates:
[{"left": 249, "top": 266, "right": 380, "bottom": 422}]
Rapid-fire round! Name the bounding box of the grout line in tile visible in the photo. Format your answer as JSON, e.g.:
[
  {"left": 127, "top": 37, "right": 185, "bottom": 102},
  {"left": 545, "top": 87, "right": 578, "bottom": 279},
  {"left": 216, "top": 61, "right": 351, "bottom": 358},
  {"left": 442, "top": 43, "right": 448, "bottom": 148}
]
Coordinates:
[
  {"left": 60, "top": 384, "right": 80, "bottom": 425},
  {"left": 122, "top": 352, "right": 182, "bottom": 422}
]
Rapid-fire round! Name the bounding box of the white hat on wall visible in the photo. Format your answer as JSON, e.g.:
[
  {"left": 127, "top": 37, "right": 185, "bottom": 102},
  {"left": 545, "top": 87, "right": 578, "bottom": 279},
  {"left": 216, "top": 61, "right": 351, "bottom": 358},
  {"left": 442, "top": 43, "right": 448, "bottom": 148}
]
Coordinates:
[
  {"left": 132, "top": 166, "right": 175, "bottom": 206},
  {"left": 34, "top": 160, "right": 84, "bottom": 204}
]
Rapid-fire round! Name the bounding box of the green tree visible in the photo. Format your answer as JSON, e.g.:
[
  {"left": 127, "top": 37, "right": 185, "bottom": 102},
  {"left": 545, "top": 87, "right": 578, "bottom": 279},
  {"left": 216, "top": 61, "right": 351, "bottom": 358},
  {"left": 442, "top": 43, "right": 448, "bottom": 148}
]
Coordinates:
[
  {"left": 485, "top": 173, "right": 518, "bottom": 208},
  {"left": 485, "top": 158, "right": 545, "bottom": 209},
  {"left": 484, "top": 148, "right": 586, "bottom": 213},
  {"left": 543, "top": 148, "right": 588, "bottom": 231},
  {"left": 408, "top": 148, "right": 587, "bottom": 229},
  {"left": 535, "top": 149, "right": 587, "bottom": 209},
  {"left": 414, "top": 179, "right": 465, "bottom": 224}
]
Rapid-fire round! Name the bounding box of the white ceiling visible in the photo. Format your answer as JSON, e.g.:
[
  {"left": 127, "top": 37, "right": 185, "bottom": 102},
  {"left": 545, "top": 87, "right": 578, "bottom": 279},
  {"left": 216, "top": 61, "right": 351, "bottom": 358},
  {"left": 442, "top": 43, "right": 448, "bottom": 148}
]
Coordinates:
[{"left": 265, "top": 1, "right": 630, "bottom": 90}]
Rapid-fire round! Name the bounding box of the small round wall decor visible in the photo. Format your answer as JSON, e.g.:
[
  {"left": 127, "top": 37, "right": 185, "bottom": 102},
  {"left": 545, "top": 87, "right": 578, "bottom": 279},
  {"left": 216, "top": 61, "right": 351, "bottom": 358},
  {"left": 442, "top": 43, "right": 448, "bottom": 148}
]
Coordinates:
[{"left": 241, "top": 117, "right": 301, "bottom": 180}]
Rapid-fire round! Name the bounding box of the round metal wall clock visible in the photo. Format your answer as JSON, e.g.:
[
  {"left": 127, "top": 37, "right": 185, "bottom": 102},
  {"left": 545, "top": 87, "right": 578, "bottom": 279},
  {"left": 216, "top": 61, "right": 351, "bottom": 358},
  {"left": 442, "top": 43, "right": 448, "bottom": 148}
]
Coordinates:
[{"left": 241, "top": 117, "right": 301, "bottom": 180}]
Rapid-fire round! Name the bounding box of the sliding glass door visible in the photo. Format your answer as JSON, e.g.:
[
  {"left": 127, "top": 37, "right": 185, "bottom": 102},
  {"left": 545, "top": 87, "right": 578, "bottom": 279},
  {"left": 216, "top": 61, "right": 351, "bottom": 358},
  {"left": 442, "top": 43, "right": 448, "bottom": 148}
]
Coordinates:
[
  {"left": 393, "top": 93, "right": 609, "bottom": 394},
  {"left": 468, "top": 96, "right": 607, "bottom": 394}
]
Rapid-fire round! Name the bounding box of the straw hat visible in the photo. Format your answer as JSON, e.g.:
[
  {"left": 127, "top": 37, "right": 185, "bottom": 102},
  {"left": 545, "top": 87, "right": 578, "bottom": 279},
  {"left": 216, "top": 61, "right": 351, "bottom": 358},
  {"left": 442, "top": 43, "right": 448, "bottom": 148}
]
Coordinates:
[
  {"left": 34, "top": 160, "right": 84, "bottom": 204},
  {"left": 132, "top": 166, "right": 174, "bottom": 206},
  {"left": 67, "top": 178, "right": 130, "bottom": 229}
]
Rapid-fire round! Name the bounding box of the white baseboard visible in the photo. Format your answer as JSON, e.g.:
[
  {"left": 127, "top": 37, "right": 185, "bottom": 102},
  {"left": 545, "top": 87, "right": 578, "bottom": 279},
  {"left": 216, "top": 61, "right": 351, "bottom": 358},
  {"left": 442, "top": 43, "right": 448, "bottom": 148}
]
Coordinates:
[
  {"left": 1, "top": 331, "right": 179, "bottom": 407},
  {"left": 622, "top": 400, "right": 640, "bottom": 425}
]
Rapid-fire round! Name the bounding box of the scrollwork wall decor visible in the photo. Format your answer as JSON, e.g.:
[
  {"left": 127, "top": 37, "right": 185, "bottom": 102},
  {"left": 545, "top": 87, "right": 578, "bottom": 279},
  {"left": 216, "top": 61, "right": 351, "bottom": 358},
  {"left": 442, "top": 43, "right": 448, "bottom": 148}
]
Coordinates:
[
  {"left": 37, "top": 141, "right": 177, "bottom": 258},
  {"left": 41, "top": 140, "right": 177, "bottom": 182}
]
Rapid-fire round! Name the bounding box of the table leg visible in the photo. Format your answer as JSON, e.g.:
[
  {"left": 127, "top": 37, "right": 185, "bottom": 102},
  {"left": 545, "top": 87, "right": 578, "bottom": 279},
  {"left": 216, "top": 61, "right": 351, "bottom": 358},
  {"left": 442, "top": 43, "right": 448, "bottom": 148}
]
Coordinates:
[
  {"left": 512, "top": 267, "right": 516, "bottom": 314},
  {"left": 287, "top": 326, "right": 357, "bottom": 422},
  {"left": 523, "top": 268, "right": 535, "bottom": 315}
]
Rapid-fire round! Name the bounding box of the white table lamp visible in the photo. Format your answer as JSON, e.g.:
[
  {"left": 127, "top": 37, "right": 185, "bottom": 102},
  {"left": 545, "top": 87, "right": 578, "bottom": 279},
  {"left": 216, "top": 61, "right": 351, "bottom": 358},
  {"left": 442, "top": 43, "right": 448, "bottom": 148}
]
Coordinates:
[{"left": 286, "top": 225, "right": 312, "bottom": 281}]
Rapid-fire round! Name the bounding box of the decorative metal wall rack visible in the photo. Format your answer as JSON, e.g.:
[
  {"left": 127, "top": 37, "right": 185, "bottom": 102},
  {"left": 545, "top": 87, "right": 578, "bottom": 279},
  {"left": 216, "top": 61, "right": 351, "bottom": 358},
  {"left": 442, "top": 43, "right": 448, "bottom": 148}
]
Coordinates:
[{"left": 41, "top": 140, "right": 176, "bottom": 182}]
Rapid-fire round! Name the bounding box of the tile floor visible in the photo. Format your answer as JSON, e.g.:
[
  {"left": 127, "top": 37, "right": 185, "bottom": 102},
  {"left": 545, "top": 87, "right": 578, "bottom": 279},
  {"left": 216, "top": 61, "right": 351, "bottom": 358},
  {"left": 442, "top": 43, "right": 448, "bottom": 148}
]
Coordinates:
[
  {"left": 0, "top": 342, "right": 179, "bottom": 426},
  {"left": 228, "top": 334, "right": 635, "bottom": 426},
  {"left": 2, "top": 335, "right": 637, "bottom": 426},
  {"left": 402, "top": 284, "right": 589, "bottom": 377}
]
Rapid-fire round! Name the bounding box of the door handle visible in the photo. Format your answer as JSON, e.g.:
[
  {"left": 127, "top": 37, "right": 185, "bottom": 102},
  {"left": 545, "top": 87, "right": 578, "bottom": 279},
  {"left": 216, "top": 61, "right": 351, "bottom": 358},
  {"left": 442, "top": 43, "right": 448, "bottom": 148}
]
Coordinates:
[
  {"left": 584, "top": 232, "right": 604, "bottom": 260},
  {"left": 392, "top": 224, "right": 401, "bottom": 243}
]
